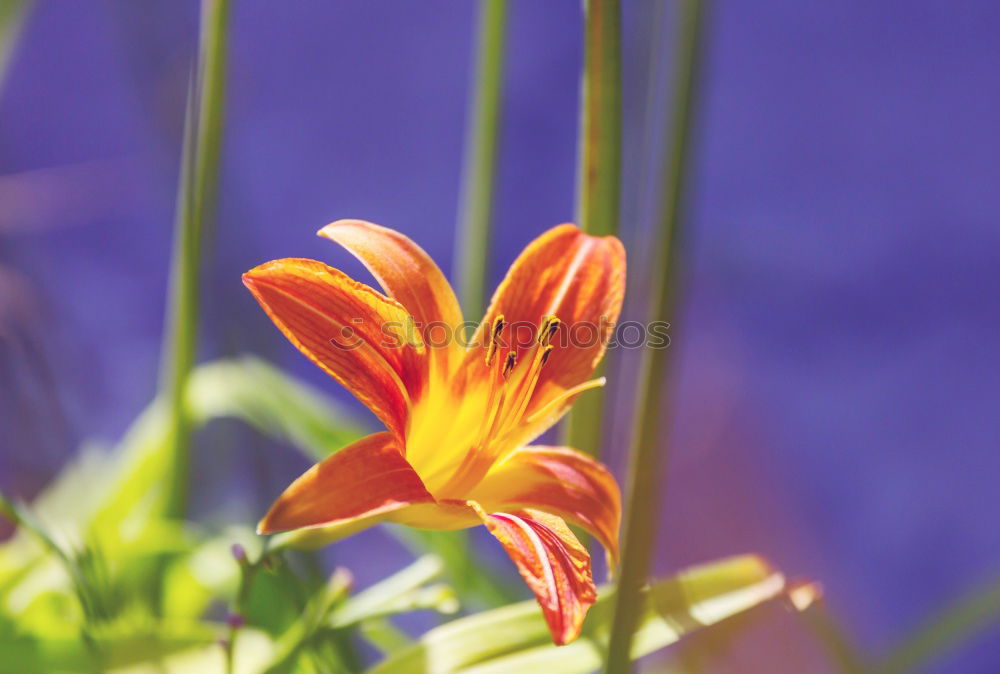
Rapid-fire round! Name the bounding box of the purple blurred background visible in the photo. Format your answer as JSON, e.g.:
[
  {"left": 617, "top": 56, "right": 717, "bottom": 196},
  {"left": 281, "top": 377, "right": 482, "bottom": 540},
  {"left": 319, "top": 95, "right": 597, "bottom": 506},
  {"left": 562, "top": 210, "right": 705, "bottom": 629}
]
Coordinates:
[{"left": 2, "top": 1, "right": 999, "bottom": 671}]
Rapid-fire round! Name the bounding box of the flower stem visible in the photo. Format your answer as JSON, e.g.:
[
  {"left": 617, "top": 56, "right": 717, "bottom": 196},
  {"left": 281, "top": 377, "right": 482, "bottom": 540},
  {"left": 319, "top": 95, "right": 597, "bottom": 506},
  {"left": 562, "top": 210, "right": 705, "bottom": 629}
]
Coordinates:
[
  {"left": 574, "top": 0, "right": 622, "bottom": 238},
  {"left": 0, "top": 0, "right": 33, "bottom": 91},
  {"left": 564, "top": 0, "right": 622, "bottom": 458},
  {"left": 159, "top": 0, "right": 230, "bottom": 518},
  {"left": 877, "top": 571, "right": 1000, "bottom": 674},
  {"left": 454, "top": 0, "right": 507, "bottom": 322},
  {"left": 605, "top": 1, "right": 706, "bottom": 671}
]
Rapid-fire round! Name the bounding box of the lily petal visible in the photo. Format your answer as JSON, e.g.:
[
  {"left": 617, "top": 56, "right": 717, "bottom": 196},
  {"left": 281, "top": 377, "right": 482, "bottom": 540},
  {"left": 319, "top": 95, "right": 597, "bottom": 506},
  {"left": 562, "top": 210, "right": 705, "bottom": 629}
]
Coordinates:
[
  {"left": 473, "top": 224, "right": 625, "bottom": 412},
  {"left": 258, "top": 432, "right": 435, "bottom": 535},
  {"left": 319, "top": 220, "right": 464, "bottom": 373},
  {"left": 473, "top": 504, "right": 597, "bottom": 645},
  {"left": 244, "top": 258, "right": 425, "bottom": 439},
  {"left": 470, "top": 445, "right": 621, "bottom": 564}
]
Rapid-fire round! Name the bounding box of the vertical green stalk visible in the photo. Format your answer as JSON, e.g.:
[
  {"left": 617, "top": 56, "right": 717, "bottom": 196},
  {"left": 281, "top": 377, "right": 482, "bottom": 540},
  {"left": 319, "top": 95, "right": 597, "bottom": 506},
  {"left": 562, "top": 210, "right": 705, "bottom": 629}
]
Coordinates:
[
  {"left": 877, "top": 572, "right": 1000, "bottom": 674},
  {"left": 0, "top": 0, "right": 32, "bottom": 92},
  {"left": 454, "top": 0, "right": 507, "bottom": 322},
  {"left": 565, "top": 0, "right": 621, "bottom": 458},
  {"left": 605, "top": 1, "right": 706, "bottom": 671},
  {"left": 800, "top": 603, "right": 868, "bottom": 674},
  {"left": 574, "top": 0, "right": 621, "bottom": 237},
  {"left": 160, "top": 0, "right": 230, "bottom": 518}
]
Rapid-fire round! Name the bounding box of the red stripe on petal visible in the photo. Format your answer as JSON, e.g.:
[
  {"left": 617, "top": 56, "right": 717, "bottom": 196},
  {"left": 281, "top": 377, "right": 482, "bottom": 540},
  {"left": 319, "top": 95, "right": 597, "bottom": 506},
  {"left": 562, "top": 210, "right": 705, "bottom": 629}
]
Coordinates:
[{"left": 476, "top": 506, "right": 597, "bottom": 645}]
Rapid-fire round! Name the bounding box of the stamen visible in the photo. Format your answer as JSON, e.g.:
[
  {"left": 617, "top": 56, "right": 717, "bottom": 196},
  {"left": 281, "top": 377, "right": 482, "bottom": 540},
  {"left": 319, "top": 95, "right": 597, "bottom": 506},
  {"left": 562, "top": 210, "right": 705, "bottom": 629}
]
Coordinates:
[
  {"left": 539, "top": 316, "right": 561, "bottom": 347},
  {"left": 477, "top": 318, "right": 507, "bottom": 448},
  {"left": 440, "top": 316, "right": 574, "bottom": 497},
  {"left": 523, "top": 377, "right": 606, "bottom": 425},
  {"left": 494, "top": 316, "right": 560, "bottom": 434},
  {"left": 502, "top": 343, "right": 553, "bottom": 431},
  {"left": 502, "top": 351, "right": 517, "bottom": 379},
  {"left": 476, "top": 360, "right": 513, "bottom": 468},
  {"left": 480, "top": 350, "right": 516, "bottom": 451},
  {"left": 485, "top": 315, "right": 505, "bottom": 366}
]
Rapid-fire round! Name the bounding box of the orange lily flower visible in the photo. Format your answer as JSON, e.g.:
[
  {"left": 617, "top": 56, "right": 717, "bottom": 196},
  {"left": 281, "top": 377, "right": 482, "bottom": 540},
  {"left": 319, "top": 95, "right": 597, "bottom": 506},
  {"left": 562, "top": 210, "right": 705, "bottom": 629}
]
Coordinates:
[{"left": 244, "top": 220, "right": 624, "bottom": 645}]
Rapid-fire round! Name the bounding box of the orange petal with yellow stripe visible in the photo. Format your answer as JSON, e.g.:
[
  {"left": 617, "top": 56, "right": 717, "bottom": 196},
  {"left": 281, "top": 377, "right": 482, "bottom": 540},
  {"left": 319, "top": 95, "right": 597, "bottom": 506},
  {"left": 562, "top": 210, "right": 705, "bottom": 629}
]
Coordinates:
[
  {"left": 257, "top": 432, "right": 435, "bottom": 535},
  {"left": 243, "top": 258, "right": 426, "bottom": 440},
  {"left": 319, "top": 220, "right": 464, "bottom": 373},
  {"left": 470, "top": 445, "right": 621, "bottom": 564},
  {"left": 473, "top": 504, "right": 597, "bottom": 645}
]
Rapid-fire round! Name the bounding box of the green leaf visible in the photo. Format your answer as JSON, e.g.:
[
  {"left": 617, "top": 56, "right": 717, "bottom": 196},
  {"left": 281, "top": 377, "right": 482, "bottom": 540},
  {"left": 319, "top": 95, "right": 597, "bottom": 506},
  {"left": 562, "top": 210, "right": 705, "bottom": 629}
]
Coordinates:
[
  {"left": 388, "top": 528, "right": 521, "bottom": 609},
  {"left": 330, "top": 555, "right": 453, "bottom": 628},
  {"left": 261, "top": 567, "right": 353, "bottom": 673},
  {"left": 368, "top": 554, "right": 786, "bottom": 674},
  {"left": 91, "top": 356, "right": 367, "bottom": 536},
  {"left": 0, "top": 356, "right": 365, "bottom": 630},
  {"left": 359, "top": 619, "right": 415, "bottom": 657},
  {"left": 186, "top": 356, "right": 369, "bottom": 462},
  {"left": 0, "top": 620, "right": 220, "bottom": 672}
]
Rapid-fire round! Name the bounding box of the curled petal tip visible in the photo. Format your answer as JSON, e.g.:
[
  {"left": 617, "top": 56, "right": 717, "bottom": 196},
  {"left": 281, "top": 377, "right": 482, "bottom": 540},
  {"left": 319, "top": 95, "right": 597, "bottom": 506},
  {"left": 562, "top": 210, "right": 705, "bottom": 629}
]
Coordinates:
[
  {"left": 256, "top": 512, "right": 279, "bottom": 536},
  {"left": 317, "top": 218, "right": 371, "bottom": 238}
]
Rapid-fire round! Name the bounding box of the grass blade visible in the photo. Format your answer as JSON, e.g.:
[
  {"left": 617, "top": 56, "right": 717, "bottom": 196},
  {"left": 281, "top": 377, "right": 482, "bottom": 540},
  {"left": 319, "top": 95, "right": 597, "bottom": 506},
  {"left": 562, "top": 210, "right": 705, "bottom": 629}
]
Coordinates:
[
  {"left": 453, "top": 0, "right": 508, "bottom": 321},
  {"left": 877, "top": 571, "right": 1000, "bottom": 674},
  {"left": 0, "top": 0, "right": 32, "bottom": 91},
  {"left": 574, "top": 0, "right": 622, "bottom": 238},
  {"left": 605, "top": 1, "right": 708, "bottom": 671},
  {"left": 159, "top": 0, "right": 231, "bottom": 517},
  {"left": 564, "top": 0, "right": 622, "bottom": 458}
]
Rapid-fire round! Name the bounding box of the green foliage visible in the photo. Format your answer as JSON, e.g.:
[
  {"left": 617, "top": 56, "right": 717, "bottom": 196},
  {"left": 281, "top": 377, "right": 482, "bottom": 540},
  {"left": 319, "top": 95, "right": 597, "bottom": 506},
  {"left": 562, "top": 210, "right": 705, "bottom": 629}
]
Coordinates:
[
  {"left": 369, "top": 555, "right": 786, "bottom": 674},
  {"left": 0, "top": 356, "right": 373, "bottom": 671},
  {"left": 0, "top": 355, "right": 803, "bottom": 672},
  {"left": 187, "top": 357, "right": 369, "bottom": 463}
]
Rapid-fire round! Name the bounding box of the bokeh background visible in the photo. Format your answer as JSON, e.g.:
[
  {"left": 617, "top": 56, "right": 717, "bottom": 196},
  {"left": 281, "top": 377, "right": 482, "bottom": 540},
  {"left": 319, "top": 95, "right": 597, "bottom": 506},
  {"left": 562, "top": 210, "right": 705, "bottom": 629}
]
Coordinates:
[{"left": 2, "top": 1, "right": 999, "bottom": 672}]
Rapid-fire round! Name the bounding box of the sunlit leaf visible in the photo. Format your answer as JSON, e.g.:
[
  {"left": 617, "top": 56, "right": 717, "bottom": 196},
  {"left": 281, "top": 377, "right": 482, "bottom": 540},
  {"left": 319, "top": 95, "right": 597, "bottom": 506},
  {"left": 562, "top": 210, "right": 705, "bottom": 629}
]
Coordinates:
[
  {"left": 388, "top": 528, "right": 521, "bottom": 609},
  {"left": 120, "top": 627, "right": 273, "bottom": 674},
  {"left": 83, "top": 355, "right": 366, "bottom": 542},
  {"left": 0, "top": 620, "right": 220, "bottom": 672},
  {"left": 359, "top": 618, "right": 414, "bottom": 657},
  {"left": 330, "top": 555, "right": 452, "bottom": 628},
  {"left": 369, "top": 554, "right": 787, "bottom": 674},
  {"left": 186, "top": 356, "right": 369, "bottom": 462},
  {"left": 261, "top": 567, "right": 353, "bottom": 673}
]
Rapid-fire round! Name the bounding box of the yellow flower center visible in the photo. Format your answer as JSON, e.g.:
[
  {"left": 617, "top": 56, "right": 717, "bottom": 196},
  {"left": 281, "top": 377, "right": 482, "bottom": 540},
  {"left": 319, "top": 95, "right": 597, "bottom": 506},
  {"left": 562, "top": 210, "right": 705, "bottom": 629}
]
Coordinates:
[{"left": 406, "top": 314, "right": 561, "bottom": 497}]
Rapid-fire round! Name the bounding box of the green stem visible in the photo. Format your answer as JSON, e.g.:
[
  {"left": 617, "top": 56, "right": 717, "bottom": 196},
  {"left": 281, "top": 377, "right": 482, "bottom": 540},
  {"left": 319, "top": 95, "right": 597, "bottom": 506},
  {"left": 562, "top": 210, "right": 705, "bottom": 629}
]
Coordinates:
[
  {"left": 226, "top": 542, "right": 272, "bottom": 674},
  {"left": 800, "top": 603, "right": 869, "bottom": 674},
  {"left": 0, "top": 0, "right": 32, "bottom": 92},
  {"left": 605, "top": 2, "right": 706, "bottom": 671},
  {"left": 574, "top": 0, "right": 622, "bottom": 237},
  {"left": 159, "top": 0, "right": 230, "bottom": 518},
  {"left": 453, "top": 0, "right": 507, "bottom": 322},
  {"left": 877, "top": 571, "right": 1000, "bottom": 674},
  {"left": 564, "top": 0, "right": 622, "bottom": 458}
]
